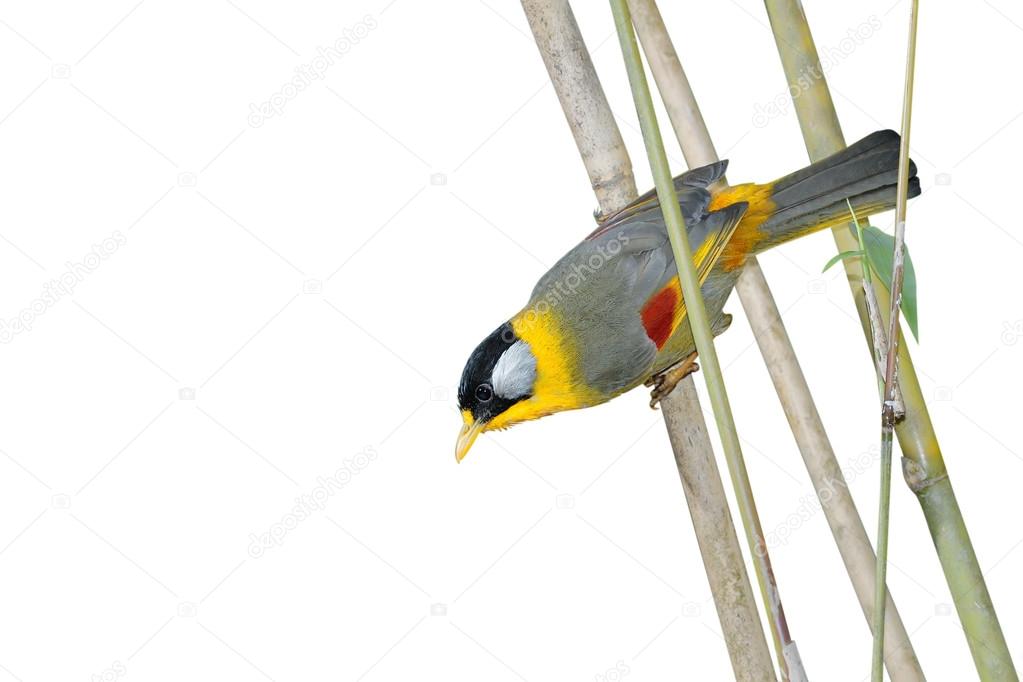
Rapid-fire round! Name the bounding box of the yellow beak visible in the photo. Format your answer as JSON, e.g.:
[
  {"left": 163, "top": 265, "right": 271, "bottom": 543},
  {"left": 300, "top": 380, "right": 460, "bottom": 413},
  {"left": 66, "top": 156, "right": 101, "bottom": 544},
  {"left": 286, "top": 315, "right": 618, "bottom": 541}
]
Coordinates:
[{"left": 455, "top": 416, "right": 485, "bottom": 462}]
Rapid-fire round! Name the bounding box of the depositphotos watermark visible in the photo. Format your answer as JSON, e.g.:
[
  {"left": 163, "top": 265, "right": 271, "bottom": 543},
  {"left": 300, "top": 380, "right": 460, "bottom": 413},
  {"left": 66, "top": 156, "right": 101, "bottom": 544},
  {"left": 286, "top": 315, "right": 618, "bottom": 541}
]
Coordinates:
[
  {"left": 1001, "top": 319, "right": 1023, "bottom": 346},
  {"left": 752, "top": 15, "right": 882, "bottom": 128},
  {"left": 514, "top": 231, "right": 631, "bottom": 336},
  {"left": 757, "top": 445, "right": 878, "bottom": 555},
  {"left": 247, "top": 15, "right": 378, "bottom": 127},
  {"left": 1, "top": 230, "right": 127, "bottom": 343},
  {"left": 247, "top": 446, "right": 378, "bottom": 557}
]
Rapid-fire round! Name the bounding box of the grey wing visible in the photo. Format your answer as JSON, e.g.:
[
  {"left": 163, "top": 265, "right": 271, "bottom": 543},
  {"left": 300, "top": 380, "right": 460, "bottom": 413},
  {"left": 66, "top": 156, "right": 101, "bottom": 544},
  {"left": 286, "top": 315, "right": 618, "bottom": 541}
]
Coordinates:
[
  {"left": 588, "top": 159, "right": 729, "bottom": 237},
  {"left": 531, "top": 207, "right": 695, "bottom": 396},
  {"left": 554, "top": 220, "right": 673, "bottom": 395},
  {"left": 529, "top": 182, "right": 745, "bottom": 396}
]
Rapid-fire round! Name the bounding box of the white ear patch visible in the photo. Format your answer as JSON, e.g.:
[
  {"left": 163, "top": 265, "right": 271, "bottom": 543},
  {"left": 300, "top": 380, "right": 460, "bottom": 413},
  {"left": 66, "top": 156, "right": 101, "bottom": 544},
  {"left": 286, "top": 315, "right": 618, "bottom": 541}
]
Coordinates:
[{"left": 491, "top": 340, "right": 537, "bottom": 400}]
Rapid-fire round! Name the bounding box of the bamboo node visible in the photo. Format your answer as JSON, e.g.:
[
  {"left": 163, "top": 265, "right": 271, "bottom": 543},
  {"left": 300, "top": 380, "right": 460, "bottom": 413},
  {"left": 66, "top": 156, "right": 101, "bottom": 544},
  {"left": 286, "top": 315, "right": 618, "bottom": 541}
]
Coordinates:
[{"left": 901, "top": 457, "right": 948, "bottom": 493}]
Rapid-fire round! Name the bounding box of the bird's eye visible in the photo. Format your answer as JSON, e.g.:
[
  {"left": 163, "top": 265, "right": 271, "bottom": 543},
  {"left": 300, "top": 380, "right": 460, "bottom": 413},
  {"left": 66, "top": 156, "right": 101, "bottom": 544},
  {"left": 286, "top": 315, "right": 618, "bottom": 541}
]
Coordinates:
[{"left": 475, "top": 383, "right": 493, "bottom": 402}]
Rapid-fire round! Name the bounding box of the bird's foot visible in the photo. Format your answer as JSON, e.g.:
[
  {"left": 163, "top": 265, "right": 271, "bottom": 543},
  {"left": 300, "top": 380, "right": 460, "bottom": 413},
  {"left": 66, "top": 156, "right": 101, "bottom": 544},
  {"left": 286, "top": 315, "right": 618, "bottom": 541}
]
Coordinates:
[{"left": 645, "top": 351, "right": 700, "bottom": 409}]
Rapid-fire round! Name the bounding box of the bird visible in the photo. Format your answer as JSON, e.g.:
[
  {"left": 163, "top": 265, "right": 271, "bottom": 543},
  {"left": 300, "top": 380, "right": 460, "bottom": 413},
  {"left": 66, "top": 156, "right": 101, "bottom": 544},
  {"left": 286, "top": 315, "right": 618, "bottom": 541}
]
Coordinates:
[{"left": 455, "top": 129, "right": 920, "bottom": 461}]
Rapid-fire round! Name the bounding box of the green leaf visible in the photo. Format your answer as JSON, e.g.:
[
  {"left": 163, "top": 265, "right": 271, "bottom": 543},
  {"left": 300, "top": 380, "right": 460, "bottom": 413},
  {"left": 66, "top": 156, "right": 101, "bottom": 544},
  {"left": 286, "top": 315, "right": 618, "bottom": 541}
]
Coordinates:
[
  {"left": 861, "top": 225, "right": 919, "bottom": 341},
  {"left": 823, "top": 249, "right": 864, "bottom": 273}
]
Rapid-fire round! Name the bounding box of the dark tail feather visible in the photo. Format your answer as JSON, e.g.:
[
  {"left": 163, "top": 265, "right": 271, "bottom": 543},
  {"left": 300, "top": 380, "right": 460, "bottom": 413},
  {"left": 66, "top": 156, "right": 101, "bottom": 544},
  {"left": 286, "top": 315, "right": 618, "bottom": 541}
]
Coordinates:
[{"left": 755, "top": 130, "right": 921, "bottom": 252}]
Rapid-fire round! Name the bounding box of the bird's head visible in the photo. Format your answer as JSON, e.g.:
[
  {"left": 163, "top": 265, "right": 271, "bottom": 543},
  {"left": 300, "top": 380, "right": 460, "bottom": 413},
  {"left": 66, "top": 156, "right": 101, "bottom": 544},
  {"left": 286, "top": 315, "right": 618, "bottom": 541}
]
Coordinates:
[{"left": 455, "top": 322, "right": 538, "bottom": 462}]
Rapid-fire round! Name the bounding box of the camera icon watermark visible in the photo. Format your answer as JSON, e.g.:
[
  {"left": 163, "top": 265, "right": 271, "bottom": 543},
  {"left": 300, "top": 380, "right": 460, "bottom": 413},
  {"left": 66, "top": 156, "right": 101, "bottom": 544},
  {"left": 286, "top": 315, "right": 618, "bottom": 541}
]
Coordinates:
[
  {"left": 90, "top": 660, "right": 127, "bottom": 682},
  {"left": 178, "top": 602, "right": 197, "bottom": 617},
  {"left": 51, "top": 493, "right": 72, "bottom": 510},
  {"left": 555, "top": 493, "right": 575, "bottom": 510},
  {"left": 935, "top": 602, "right": 952, "bottom": 617},
  {"left": 933, "top": 386, "right": 954, "bottom": 402},
  {"left": 682, "top": 601, "right": 702, "bottom": 617},
  {"left": 430, "top": 172, "right": 447, "bottom": 186},
  {"left": 179, "top": 387, "right": 196, "bottom": 400},
  {"left": 303, "top": 279, "right": 323, "bottom": 294},
  {"left": 51, "top": 63, "right": 71, "bottom": 79},
  {"left": 430, "top": 602, "right": 448, "bottom": 617},
  {"left": 934, "top": 173, "right": 952, "bottom": 186},
  {"left": 594, "top": 661, "right": 630, "bottom": 682},
  {"left": 429, "top": 386, "right": 450, "bottom": 402},
  {"left": 807, "top": 278, "right": 827, "bottom": 295},
  {"left": 177, "top": 172, "right": 197, "bottom": 187}
]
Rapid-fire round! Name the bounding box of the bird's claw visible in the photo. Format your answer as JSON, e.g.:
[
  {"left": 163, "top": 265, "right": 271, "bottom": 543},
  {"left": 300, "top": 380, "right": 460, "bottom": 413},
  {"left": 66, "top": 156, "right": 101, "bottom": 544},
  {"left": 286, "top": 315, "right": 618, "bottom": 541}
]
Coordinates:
[{"left": 647, "top": 352, "right": 700, "bottom": 409}]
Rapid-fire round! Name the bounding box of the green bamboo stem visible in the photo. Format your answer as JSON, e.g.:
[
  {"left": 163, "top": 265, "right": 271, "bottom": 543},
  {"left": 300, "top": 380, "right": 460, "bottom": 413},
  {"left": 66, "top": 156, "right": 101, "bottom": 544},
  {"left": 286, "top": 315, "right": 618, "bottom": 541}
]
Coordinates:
[
  {"left": 873, "top": 428, "right": 894, "bottom": 681},
  {"left": 763, "top": 1, "right": 1018, "bottom": 679},
  {"left": 849, "top": 209, "right": 900, "bottom": 679},
  {"left": 873, "top": 5, "right": 920, "bottom": 678},
  {"left": 610, "top": 2, "right": 804, "bottom": 678},
  {"left": 520, "top": 2, "right": 775, "bottom": 678},
  {"left": 626, "top": 1, "right": 923, "bottom": 676},
  {"left": 659, "top": 397, "right": 778, "bottom": 681}
]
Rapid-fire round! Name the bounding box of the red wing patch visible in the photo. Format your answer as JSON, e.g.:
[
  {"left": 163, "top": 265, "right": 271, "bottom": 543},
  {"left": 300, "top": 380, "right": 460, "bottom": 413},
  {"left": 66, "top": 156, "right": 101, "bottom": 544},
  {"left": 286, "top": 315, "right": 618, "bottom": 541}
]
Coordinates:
[{"left": 641, "top": 281, "right": 680, "bottom": 349}]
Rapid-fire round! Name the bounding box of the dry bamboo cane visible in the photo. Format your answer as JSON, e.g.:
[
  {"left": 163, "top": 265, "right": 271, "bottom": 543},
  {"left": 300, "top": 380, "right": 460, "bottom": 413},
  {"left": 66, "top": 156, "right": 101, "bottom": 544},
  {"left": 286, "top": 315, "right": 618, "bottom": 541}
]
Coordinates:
[
  {"left": 625, "top": 1, "right": 924, "bottom": 679},
  {"left": 520, "top": 2, "right": 775, "bottom": 679},
  {"left": 763, "top": 1, "right": 1018, "bottom": 679},
  {"left": 610, "top": 1, "right": 804, "bottom": 678}
]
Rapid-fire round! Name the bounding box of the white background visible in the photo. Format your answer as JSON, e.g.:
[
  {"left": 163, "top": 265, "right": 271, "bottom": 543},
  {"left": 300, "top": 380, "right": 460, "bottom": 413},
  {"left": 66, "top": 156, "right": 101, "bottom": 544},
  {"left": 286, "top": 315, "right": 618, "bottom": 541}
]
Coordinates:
[{"left": 1, "top": 0, "right": 1021, "bottom": 680}]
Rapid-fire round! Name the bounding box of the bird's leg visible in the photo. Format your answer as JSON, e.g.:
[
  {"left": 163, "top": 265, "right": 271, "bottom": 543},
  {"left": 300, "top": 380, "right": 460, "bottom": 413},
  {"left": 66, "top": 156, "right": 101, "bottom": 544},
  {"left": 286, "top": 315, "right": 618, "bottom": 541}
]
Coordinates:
[{"left": 645, "top": 351, "right": 700, "bottom": 409}]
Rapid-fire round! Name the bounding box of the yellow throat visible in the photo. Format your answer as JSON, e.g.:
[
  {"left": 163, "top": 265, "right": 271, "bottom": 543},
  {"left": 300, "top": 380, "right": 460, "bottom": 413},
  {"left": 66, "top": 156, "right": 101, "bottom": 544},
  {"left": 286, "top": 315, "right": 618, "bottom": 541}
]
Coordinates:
[{"left": 480, "top": 306, "right": 600, "bottom": 431}]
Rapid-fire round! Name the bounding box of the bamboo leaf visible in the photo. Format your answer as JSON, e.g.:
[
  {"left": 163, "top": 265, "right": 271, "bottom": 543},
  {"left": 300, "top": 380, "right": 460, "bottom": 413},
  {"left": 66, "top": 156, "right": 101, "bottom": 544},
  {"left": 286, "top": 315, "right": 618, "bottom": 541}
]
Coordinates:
[
  {"left": 822, "top": 249, "right": 864, "bottom": 273},
  {"left": 766, "top": 2, "right": 1016, "bottom": 677},
  {"left": 862, "top": 226, "right": 919, "bottom": 341}
]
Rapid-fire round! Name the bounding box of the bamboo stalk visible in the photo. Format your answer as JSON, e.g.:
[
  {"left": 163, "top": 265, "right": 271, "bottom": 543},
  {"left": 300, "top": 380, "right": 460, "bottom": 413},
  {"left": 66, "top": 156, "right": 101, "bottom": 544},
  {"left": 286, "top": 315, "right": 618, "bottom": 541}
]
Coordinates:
[
  {"left": 609, "top": 2, "right": 805, "bottom": 678},
  {"left": 661, "top": 387, "right": 779, "bottom": 681},
  {"left": 518, "top": 0, "right": 638, "bottom": 218},
  {"left": 519, "top": 2, "right": 775, "bottom": 678},
  {"left": 763, "top": 1, "right": 1019, "bottom": 679},
  {"left": 626, "top": 1, "right": 924, "bottom": 678},
  {"left": 880, "top": 1, "right": 919, "bottom": 425},
  {"left": 873, "top": 5, "right": 919, "bottom": 678}
]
